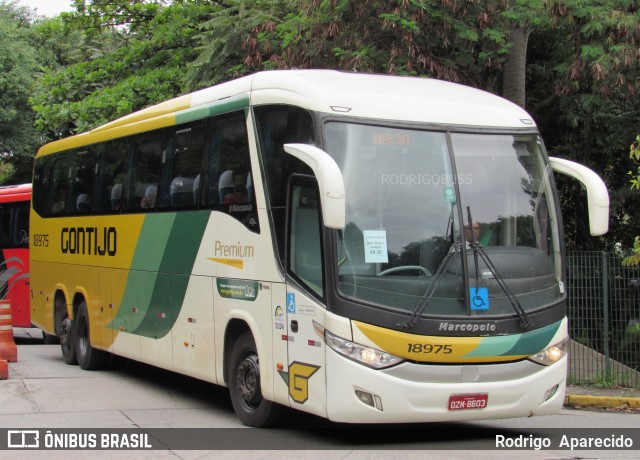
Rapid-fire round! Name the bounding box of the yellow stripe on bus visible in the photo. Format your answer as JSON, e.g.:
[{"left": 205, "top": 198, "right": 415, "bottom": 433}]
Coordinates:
[
  {"left": 36, "top": 112, "right": 179, "bottom": 157},
  {"left": 353, "top": 321, "right": 528, "bottom": 363}
]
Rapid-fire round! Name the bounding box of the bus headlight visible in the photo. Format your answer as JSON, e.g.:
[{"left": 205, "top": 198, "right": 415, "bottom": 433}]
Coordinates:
[
  {"left": 527, "top": 337, "right": 569, "bottom": 366},
  {"left": 325, "top": 329, "right": 404, "bottom": 369}
]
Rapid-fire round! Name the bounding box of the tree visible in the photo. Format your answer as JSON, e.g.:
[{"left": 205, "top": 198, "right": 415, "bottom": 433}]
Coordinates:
[
  {"left": 185, "top": 0, "right": 291, "bottom": 90},
  {"left": 526, "top": 1, "right": 640, "bottom": 251},
  {"left": 31, "top": 2, "right": 211, "bottom": 137},
  {"left": 629, "top": 135, "right": 640, "bottom": 191},
  {"left": 0, "top": 1, "right": 42, "bottom": 183},
  {"left": 66, "top": 0, "right": 167, "bottom": 32},
  {"left": 242, "top": 0, "right": 514, "bottom": 88},
  {"left": 623, "top": 135, "right": 640, "bottom": 266},
  {"left": 24, "top": 1, "right": 640, "bottom": 255}
]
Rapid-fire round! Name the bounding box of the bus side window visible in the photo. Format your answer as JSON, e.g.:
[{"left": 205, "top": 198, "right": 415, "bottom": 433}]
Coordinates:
[
  {"left": 70, "top": 150, "right": 97, "bottom": 215},
  {"left": 204, "top": 111, "right": 259, "bottom": 232},
  {"left": 127, "top": 131, "right": 162, "bottom": 212},
  {"left": 253, "top": 105, "right": 315, "bottom": 264},
  {"left": 33, "top": 156, "right": 51, "bottom": 216},
  {"left": 48, "top": 156, "right": 73, "bottom": 216},
  {"left": 15, "top": 202, "right": 29, "bottom": 248},
  {"left": 0, "top": 205, "right": 10, "bottom": 248},
  {"left": 159, "top": 121, "right": 204, "bottom": 210},
  {"left": 288, "top": 177, "right": 324, "bottom": 298},
  {"left": 95, "top": 141, "right": 127, "bottom": 214}
]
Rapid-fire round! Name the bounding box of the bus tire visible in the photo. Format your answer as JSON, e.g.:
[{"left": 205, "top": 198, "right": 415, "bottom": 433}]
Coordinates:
[
  {"left": 75, "top": 300, "right": 107, "bottom": 370},
  {"left": 228, "top": 331, "right": 283, "bottom": 427},
  {"left": 55, "top": 295, "right": 77, "bottom": 365}
]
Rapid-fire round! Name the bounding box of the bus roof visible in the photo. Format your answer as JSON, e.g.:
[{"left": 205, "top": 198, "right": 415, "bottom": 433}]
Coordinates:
[
  {"left": 0, "top": 183, "right": 31, "bottom": 203},
  {"left": 36, "top": 70, "right": 536, "bottom": 157}
]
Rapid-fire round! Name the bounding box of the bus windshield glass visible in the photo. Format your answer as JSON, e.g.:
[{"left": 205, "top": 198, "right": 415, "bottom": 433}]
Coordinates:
[{"left": 325, "top": 122, "right": 562, "bottom": 319}]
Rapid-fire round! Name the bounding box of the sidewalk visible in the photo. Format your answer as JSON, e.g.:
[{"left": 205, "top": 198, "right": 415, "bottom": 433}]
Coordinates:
[{"left": 7, "top": 328, "right": 640, "bottom": 413}]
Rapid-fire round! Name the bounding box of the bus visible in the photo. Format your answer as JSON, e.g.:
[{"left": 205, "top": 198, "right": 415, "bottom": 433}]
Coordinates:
[
  {"left": 30, "top": 70, "right": 609, "bottom": 427},
  {"left": 0, "top": 184, "right": 31, "bottom": 328}
]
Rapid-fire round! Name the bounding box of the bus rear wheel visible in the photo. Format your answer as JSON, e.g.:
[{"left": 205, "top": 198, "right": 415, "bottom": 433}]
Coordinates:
[
  {"left": 75, "top": 301, "right": 107, "bottom": 370},
  {"left": 228, "top": 331, "right": 283, "bottom": 427},
  {"left": 55, "top": 296, "right": 77, "bottom": 365}
]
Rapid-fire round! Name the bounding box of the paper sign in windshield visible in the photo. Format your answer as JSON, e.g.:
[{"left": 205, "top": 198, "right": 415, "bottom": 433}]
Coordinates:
[{"left": 364, "top": 230, "right": 389, "bottom": 264}]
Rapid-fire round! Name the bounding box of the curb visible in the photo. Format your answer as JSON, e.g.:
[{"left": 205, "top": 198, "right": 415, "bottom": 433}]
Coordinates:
[{"left": 565, "top": 394, "right": 640, "bottom": 410}]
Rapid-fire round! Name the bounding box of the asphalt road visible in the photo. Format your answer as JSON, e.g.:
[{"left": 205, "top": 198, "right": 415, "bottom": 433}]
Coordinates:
[{"left": 1, "top": 332, "right": 639, "bottom": 459}]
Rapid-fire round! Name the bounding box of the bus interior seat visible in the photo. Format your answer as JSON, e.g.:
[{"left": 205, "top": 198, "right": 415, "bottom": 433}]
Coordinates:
[
  {"left": 170, "top": 177, "right": 194, "bottom": 208},
  {"left": 110, "top": 184, "right": 123, "bottom": 210},
  {"left": 218, "top": 170, "right": 234, "bottom": 204},
  {"left": 246, "top": 172, "right": 253, "bottom": 203},
  {"left": 193, "top": 175, "right": 200, "bottom": 205},
  {"left": 140, "top": 185, "right": 157, "bottom": 209},
  {"left": 76, "top": 194, "right": 91, "bottom": 213}
]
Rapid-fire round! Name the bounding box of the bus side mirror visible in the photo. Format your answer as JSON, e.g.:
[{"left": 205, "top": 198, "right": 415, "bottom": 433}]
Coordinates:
[
  {"left": 549, "top": 157, "right": 609, "bottom": 236},
  {"left": 284, "top": 144, "right": 346, "bottom": 229}
]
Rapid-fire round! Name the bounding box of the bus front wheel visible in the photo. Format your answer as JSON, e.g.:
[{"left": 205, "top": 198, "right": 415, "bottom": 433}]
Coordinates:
[
  {"left": 228, "top": 331, "right": 283, "bottom": 427},
  {"left": 75, "top": 301, "right": 107, "bottom": 370}
]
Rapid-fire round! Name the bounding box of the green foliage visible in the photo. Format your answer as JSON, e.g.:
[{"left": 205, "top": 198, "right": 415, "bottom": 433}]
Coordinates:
[
  {"left": 630, "top": 135, "right": 640, "bottom": 191},
  {"left": 0, "top": 0, "right": 636, "bottom": 252},
  {"left": 242, "top": 0, "right": 529, "bottom": 88},
  {"left": 623, "top": 113, "right": 640, "bottom": 264},
  {"left": 545, "top": 0, "right": 640, "bottom": 98},
  {"left": 0, "top": 1, "right": 42, "bottom": 183},
  {"left": 0, "top": 162, "right": 15, "bottom": 184},
  {"left": 65, "top": 0, "right": 165, "bottom": 33},
  {"left": 622, "top": 236, "right": 640, "bottom": 267},
  {"left": 31, "top": 2, "right": 210, "bottom": 136},
  {"left": 185, "top": 0, "right": 290, "bottom": 90},
  {"left": 524, "top": 1, "right": 640, "bottom": 251}
]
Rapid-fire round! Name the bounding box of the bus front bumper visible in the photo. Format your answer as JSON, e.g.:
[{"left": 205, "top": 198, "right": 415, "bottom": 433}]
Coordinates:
[{"left": 325, "top": 350, "right": 566, "bottom": 424}]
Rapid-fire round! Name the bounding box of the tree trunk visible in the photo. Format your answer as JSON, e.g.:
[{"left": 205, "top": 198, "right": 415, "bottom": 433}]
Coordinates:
[{"left": 502, "top": 28, "right": 530, "bottom": 109}]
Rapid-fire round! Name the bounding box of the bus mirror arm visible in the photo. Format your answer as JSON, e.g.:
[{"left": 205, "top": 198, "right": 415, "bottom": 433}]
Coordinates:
[
  {"left": 284, "top": 143, "right": 346, "bottom": 230},
  {"left": 549, "top": 157, "right": 609, "bottom": 236}
]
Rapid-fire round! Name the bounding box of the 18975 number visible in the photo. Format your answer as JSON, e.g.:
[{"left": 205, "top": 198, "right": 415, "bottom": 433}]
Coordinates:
[
  {"left": 33, "top": 233, "right": 49, "bottom": 247},
  {"left": 407, "top": 343, "right": 453, "bottom": 354}
]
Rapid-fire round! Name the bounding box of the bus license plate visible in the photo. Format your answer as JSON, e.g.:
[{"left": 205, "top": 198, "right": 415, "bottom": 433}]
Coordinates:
[{"left": 448, "top": 393, "right": 488, "bottom": 411}]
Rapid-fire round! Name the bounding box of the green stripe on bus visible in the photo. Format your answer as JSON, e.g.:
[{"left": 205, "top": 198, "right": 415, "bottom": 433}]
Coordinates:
[
  {"left": 109, "top": 214, "right": 176, "bottom": 332},
  {"left": 464, "top": 320, "right": 561, "bottom": 358},
  {"left": 174, "top": 94, "right": 249, "bottom": 125},
  {"left": 463, "top": 334, "right": 520, "bottom": 358},
  {"left": 130, "top": 211, "right": 210, "bottom": 338},
  {"left": 132, "top": 213, "right": 177, "bottom": 271},
  {"left": 500, "top": 320, "right": 561, "bottom": 356}
]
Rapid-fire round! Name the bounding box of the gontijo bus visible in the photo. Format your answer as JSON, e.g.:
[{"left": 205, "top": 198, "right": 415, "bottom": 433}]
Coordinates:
[
  {"left": 0, "top": 183, "right": 31, "bottom": 328},
  {"left": 30, "top": 70, "right": 609, "bottom": 427}
]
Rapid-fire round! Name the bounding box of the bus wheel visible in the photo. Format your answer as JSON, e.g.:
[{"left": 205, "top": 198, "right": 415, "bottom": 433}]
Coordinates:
[
  {"left": 75, "top": 301, "right": 106, "bottom": 370},
  {"left": 228, "top": 332, "right": 283, "bottom": 427},
  {"left": 56, "top": 296, "right": 77, "bottom": 365}
]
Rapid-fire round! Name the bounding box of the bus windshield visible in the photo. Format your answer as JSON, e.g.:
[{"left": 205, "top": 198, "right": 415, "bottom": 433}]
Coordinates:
[{"left": 325, "top": 122, "right": 562, "bottom": 320}]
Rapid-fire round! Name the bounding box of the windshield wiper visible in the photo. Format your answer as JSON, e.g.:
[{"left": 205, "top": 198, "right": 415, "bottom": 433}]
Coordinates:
[
  {"left": 399, "top": 202, "right": 460, "bottom": 331},
  {"left": 466, "top": 207, "right": 530, "bottom": 329},
  {"left": 398, "top": 241, "right": 461, "bottom": 331}
]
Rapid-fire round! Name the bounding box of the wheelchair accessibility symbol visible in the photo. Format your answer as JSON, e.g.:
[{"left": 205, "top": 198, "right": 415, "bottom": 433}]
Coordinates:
[
  {"left": 470, "top": 287, "right": 490, "bottom": 310},
  {"left": 287, "top": 292, "right": 296, "bottom": 314}
]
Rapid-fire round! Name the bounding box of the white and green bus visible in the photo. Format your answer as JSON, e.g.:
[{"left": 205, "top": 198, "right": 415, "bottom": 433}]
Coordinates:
[{"left": 30, "top": 70, "right": 609, "bottom": 426}]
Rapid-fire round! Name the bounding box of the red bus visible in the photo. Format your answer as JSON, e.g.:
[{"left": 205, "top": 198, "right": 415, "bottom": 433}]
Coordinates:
[{"left": 0, "top": 184, "right": 31, "bottom": 328}]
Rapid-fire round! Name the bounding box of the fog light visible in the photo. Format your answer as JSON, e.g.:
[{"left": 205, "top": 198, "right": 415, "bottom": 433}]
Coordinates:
[
  {"left": 541, "top": 384, "right": 559, "bottom": 403},
  {"left": 355, "top": 390, "right": 383, "bottom": 411},
  {"left": 356, "top": 390, "right": 374, "bottom": 407}
]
